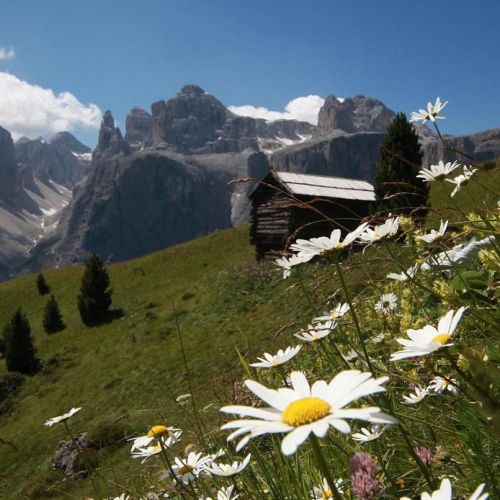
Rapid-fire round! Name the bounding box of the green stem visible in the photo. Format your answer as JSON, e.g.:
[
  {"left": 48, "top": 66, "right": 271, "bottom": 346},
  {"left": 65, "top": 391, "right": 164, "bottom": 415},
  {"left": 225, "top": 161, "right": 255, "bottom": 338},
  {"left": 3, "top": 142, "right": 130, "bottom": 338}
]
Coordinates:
[
  {"left": 296, "top": 266, "right": 318, "bottom": 316},
  {"left": 172, "top": 301, "right": 206, "bottom": 446},
  {"left": 320, "top": 338, "right": 350, "bottom": 370},
  {"left": 333, "top": 256, "right": 374, "bottom": 373},
  {"left": 310, "top": 434, "right": 342, "bottom": 500},
  {"left": 397, "top": 422, "right": 435, "bottom": 489}
]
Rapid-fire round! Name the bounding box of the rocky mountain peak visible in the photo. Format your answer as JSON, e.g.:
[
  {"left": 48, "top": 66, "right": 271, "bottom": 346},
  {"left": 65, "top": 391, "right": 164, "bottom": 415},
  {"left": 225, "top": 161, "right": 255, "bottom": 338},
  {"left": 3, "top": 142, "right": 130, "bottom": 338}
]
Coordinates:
[
  {"left": 50, "top": 132, "right": 90, "bottom": 155},
  {"left": 179, "top": 84, "right": 206, "bottom": 97},
  {"left": 94, "top": 110, "right": 130, "bottom": 160},
  {"left": 316, "top": 94, "right": 395, "bottom": 136},
  {"left": 16, "top": 134, "right": 91, "bottom": 189},
  {"left": 151, "top": 85, "right": 228, "bottom": 152}
]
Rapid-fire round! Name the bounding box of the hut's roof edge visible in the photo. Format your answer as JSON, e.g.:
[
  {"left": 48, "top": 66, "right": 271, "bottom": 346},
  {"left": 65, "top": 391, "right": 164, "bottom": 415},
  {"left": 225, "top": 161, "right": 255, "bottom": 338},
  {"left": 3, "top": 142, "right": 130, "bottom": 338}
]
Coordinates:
[{"left": 250, "top": 171, "right": 375, "bottom": 201}]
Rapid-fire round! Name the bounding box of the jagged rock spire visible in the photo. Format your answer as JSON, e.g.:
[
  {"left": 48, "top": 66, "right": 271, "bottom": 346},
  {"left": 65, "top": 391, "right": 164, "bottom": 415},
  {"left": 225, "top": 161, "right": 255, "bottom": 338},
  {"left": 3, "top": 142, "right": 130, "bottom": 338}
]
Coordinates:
[{"left": 93, "top": 110, "right": 130, "bottom": 160}]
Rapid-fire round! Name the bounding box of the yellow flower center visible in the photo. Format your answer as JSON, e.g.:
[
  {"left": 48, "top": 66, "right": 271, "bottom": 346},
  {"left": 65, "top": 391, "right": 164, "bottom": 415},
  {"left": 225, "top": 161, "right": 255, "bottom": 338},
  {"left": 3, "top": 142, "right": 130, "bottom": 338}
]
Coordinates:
[
  {"left": 322, "top": 490, "right": 333, "bottom": 499},
  {"left": 178, "top": 464, "right": 193, "bottom": 475},
  {"left": 282, "top": 397, "right": 331, "bottom": 426},
  {"left": 147, "top": 425, "right": 169, "bottom": 438},
  {"left": 432, "top": 333, "right": 451, "bottom": 345},
  {"left": 330, "top": 312, "right": 340, "bottom": 319}
]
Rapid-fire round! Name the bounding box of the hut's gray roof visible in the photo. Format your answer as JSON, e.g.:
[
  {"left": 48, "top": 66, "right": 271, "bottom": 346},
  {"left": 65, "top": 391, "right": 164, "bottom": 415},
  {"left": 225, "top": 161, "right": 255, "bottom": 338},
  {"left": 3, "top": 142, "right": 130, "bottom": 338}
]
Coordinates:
[{"left": 272, "top": 171, "right": 375, "bottom": 201}]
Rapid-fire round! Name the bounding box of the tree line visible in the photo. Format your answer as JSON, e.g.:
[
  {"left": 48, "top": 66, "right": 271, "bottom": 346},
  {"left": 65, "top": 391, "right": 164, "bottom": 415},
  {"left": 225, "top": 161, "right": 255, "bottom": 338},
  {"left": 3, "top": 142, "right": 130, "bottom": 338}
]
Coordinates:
[{"left": 1, "top": 254, "right": 114, "bottom": 376}]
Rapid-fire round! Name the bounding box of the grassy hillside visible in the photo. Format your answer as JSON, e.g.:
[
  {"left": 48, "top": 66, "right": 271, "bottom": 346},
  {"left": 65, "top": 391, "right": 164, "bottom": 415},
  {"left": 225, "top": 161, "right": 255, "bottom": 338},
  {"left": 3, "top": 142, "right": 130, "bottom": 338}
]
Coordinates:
[{"left": 0, "top": 164, "right": 498, "bottom": 499}]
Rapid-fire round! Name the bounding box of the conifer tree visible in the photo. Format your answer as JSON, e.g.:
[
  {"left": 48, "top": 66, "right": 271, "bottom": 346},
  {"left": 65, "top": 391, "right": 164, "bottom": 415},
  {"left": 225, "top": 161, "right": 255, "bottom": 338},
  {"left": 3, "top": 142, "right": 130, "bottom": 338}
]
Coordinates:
[
  {"left": 2, "top": 309, "right": 40, "bottom": 375},
  {"left": 43, "top": 295, "right": 66, "bottom": 334},
  {"left": 77, "top": 253, "right": 113, "bottom": 326},
  {"left": 374, "top": 113, "right": 428, "bottom": 216},
  {"left": 36, "top": 272, "right": 50, "bottom": 295}
]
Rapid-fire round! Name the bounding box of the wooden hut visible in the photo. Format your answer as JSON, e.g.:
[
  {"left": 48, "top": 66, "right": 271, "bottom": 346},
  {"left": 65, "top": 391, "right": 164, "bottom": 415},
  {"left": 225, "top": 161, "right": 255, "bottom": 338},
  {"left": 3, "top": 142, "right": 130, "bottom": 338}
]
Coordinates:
[{"left": 249, "top": 171, "right": 375, "bottom": 259}]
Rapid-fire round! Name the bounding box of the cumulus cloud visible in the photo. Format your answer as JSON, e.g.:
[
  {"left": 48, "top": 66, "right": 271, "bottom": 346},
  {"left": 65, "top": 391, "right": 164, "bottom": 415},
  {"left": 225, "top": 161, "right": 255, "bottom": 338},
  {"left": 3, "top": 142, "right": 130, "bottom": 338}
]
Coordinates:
[
  {"left": 0, "top": 47, "right": 15, "bottom": 60},
  {"left": 0, "top": 72, "right": 102, "bottom": 139},
  {"left": 229, "top": 95, "right": 325, "bottom": 125}
]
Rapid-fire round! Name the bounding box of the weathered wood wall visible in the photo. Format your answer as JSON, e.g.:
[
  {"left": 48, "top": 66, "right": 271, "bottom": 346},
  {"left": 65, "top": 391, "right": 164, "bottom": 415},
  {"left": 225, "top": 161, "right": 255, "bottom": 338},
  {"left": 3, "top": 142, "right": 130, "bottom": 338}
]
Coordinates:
[{"left": 250, "top": 177, "right": 373, "bottom": 260}]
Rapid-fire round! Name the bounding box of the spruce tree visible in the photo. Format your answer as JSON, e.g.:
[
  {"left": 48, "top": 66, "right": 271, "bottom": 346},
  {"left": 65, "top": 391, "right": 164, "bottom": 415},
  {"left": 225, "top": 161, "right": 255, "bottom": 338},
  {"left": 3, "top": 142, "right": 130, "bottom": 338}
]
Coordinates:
[
  {"left": 374, "top": 113, "right": 428, "bottom": 217},
  {"left": 43, "top": 295, "right": 65, "bottom": 334},
  {"left": 77, "top": 253, "right": 113, "bottom": 326},
  {"left": 36, "top": 272, "right": 50, "bottom": 295},
  {"left": 3, "top": 309, "right": 40, "bottom": 375}
]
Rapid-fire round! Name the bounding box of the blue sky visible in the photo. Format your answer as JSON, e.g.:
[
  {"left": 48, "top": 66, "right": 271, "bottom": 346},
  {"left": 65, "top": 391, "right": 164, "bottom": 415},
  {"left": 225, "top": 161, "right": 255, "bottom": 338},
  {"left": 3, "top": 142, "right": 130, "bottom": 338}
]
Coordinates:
[{"left": 0, "top": 0, "right": 499, "bottom": 147}]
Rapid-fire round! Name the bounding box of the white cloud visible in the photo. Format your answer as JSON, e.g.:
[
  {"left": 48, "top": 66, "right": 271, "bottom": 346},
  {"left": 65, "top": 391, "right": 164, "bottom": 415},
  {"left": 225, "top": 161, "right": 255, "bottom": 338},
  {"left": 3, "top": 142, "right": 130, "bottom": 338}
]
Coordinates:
[
  {"left": 0, "top": 72, "right": 102, "bottom": 139},
  {"left": 0, "top": 47, "right": 15, "bottom": 60},
  {"left": 229, "top": 95, "right": 325, "bottom": 125}
]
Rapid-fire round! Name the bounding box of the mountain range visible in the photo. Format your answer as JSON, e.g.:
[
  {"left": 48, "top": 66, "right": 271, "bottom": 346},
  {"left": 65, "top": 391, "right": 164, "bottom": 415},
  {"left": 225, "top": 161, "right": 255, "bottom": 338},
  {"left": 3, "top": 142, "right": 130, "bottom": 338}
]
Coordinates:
[{"left": 0, "top": 84, "right": 499, "bottom": 280}]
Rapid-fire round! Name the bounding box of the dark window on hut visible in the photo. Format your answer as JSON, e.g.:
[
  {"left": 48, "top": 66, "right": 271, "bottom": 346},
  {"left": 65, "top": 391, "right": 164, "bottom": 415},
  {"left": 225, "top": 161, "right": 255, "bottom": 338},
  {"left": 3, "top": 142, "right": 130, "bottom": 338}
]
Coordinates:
[{"left": 249, "top": 171, "right": 375, "bottom": 260}]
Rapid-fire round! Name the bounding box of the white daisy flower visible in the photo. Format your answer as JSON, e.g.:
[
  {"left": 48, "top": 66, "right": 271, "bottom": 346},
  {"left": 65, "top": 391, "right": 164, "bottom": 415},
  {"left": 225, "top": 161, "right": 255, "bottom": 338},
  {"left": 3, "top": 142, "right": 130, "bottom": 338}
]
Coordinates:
[
  {"left": 131, "top": 431, "right": 182, "bottom": 462},
  {"left": 204, "top": 485, "right": 240, "bottom": 500},
  {"left": 170, "top": 451, "right": 214, "bottom": 484},
  {"left": 421, "top": 236, "right": 495, "bottom": 270},
  {"left": 207, "top": 448, "right": 225, "bottom": 460},
  {"left": 387, "top": 264, "right": 420, "bottom": 281},
  {"left": 352, "top": 424, "right": 385, "bottom": 442},
  {"left": 359, "top": 216, "right": 399, "bottom": 245},
  {"left": 313, "top": 302, "right": 350, "bottom": 323},
  {"left": 401, "top": 477, "right": 488, "bottom": 500},
  {"left": 249, "top": 345, "right": 302, "bottom": 369},
  {"left": 129, "top": 425, "right": 181, "bottom": 451},
  {"left": 295, "top": 322, "right": 334, "bottom": 342},
  {"left": 417, "top": 160, "right": 461, "bottom": 182},
  {"left": 274, "top": 254, "right": 304, "bottom": 279},
  {"left": 205, "top": 453, "right": 251, "bottom": 476},
  {"left": 220, "top": 370, "right": 398, "bottom": 455},
  {"left": 374, "top": 293, "right": 398, "bottom": 314},
  {"left": 290, "top": 223, "right": 368, "bottom": 262},
  {"left": 428, "top": 376, "right": 459, "bottom": 395},
  {"left": 446, "top": 165, "right": 478, "bottom": 197},
  {"left": 402, "top": 386, "right": 429, "bottom": 404},
  {"left": 390, "top": 307, "right": 468, "bottom": 361},
  {"left": 44, "top": 407, "right": 81, "bottom": 427},
  {"left": 311, "top": 478, "right": 344, "bottom": 499},
  {"left": 416, "top": 220, "right": 448, "bottom": 244},
  {"left": 410, "top": 97, "right": 448, "bottom": 124},
  {"left": 371, "top": 333, "right": 385, "bottom": 344}
]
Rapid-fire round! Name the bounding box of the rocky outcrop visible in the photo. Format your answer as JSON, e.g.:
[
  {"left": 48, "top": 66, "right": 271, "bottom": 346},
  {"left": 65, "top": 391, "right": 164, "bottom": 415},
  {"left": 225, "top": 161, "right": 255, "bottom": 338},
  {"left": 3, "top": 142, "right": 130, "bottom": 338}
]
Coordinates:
[
  {"left": 200, "top": 116, "right": 314, "bottom": 154},
  {"left": 316, "top": 95, "right": 395, "bottom": 136},
  {"left": 149, "top": 85, "right": 314, "bottom": 155},
  {"left": 15, "top": 135, "right": 90, "bottom": 189},
  {"left": 124, "top": 107, "right": 153, "bottom": 150},
  {"left": 421, "top": 128, "right": 500, "bottom": 166},
  {"left": 93, "top": 111, "right": 130, "bottom": 161},
  {"left": 0, "top": 126, "right": 19, "bottom": 202},
  {"left": 51, "top": 433, "right": 95, "bottom": 478},
  {"left": 151, "top": 85, "right": 229, "bottom": 153},
  {"left": 0, "top": 126, "right": 80, "bottom": 280},
  {"left": 51, "top": 131, "right": 91, "bottom": 155},
  {"left": 37, "top": 150, "right": 233, "bottom": 267},
  {"left": 270, "top": 132, "right": 385, "bottom": 180}
]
